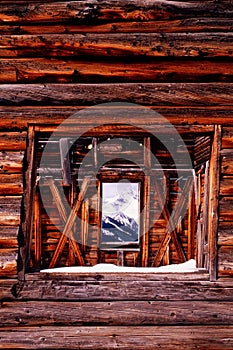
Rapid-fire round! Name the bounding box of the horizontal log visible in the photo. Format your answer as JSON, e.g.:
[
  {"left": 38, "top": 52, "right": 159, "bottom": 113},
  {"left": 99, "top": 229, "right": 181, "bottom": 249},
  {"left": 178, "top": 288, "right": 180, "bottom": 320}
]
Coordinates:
[
  {"left": 0, "top": 248, "right": 17, "bottom": 277},
  {"left": 0, "top": 279, "right": 17, "bottom": 300},
  {"left": 26, "top": 269, "right": 209, "bottom": 282},
  {"left": 219, "top": 197, "right": 233, "bottom": 221},
  {"left": 0, "top": 226, "right": 19, "bottom": 247},
  {"left": 0, "top": 174, "right": 23, "bottom": 195},
  {"left": 0, "top": 83, "right": 232, "bottom": 106},
  {"left": 221, "top": 152, "right": 233, "bottom": 174},
  {"left": 220, "top": 177, "right": 233, "bottom": 196},
  {"left": 16, "top": 279, "right": 233, "bottom": 301},
  {"left": 0, "top": 151, "right": 24, "bottom": 174},
  {"left": 0, "top": 1, "right": 232, "bottom": 24},
  {"left": 222, "top": 127, "right": 233, "bottom": 149},
  {"left": 218, "top": 246, "right": 233, "bottom": 276},
  {"left": 0, "top": 326, "right": 233, "bottom": 349},
  {"left": 0, "top": 132, "right": 27, "bottom": 151},
  {"left": 0, "top": 300, "right": 233, "bottom": 327},
  {"left": 0, "top": 33, "right": 232, "bottom": 58},
  {"left": 1, "top": 59, "right": 233, "bottom": 84},
  {"left": 1, "top": 18, "right": 233, "bottom": 35},
  {"left": 218, "top": 222, "right": 233, "bottom": 246},
  {"left": 0, "top": 106, "right": 233, "bottom": 130}
]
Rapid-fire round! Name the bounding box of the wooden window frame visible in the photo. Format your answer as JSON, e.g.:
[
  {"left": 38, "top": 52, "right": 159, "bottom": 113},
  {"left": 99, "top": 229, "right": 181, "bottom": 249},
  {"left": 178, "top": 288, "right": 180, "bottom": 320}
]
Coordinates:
[{"left": 19, "top": 123, "right": 221, "bottom": 282}]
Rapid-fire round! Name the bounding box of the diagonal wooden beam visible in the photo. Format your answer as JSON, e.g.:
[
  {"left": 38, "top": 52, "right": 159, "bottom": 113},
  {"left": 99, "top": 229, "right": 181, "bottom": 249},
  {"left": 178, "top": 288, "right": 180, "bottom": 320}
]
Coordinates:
[
  {"left": 48, "top": 177, "right": 90, "bottom": 268},
  {"left": 47, "top": 177, "right": 85, "bottom": 267},
  {"left": 152, "top": 176, "right": 193, "bottom": 267},
  {"left": 152, "top": 177, "right": 183, "bottom": 266}
]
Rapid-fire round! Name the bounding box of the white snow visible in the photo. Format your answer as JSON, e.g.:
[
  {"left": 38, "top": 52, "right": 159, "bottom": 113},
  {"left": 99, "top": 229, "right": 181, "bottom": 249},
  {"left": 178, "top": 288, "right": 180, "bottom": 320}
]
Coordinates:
[{"left": 41, "top": 259, "right": 199, "bottom": 273}]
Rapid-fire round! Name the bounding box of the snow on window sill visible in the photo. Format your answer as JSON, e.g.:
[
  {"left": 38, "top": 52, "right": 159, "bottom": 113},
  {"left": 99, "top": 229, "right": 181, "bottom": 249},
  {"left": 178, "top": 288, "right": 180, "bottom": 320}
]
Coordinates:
[{"left": 41, "top": 259, "right": 203, "bottom": 274}]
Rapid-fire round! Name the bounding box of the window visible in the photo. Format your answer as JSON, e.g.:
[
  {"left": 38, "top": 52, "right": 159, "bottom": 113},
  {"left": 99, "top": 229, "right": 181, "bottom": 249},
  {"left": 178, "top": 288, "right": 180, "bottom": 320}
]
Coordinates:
[
  {"left": 101, "top": 182, "right": 140, "bottom": 247},
  {"left": 22, "top": 122, "right": 220, "bottom": 280}
]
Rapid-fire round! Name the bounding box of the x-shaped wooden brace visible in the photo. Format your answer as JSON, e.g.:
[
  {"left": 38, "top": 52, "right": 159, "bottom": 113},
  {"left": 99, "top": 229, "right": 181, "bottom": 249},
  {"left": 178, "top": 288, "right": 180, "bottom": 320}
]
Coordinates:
[
  {"left": 47, "top": 177, "right": 90, "bottom": 268},
  {"left": 152, "top": 176, "right": 194, "bottom": 267}
]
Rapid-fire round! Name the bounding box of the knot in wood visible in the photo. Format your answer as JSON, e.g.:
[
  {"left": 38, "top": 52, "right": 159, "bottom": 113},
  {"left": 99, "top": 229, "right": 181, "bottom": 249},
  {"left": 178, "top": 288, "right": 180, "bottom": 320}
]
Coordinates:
[{"left": 78, "top": 5, "right": 99, "bottom": 21}]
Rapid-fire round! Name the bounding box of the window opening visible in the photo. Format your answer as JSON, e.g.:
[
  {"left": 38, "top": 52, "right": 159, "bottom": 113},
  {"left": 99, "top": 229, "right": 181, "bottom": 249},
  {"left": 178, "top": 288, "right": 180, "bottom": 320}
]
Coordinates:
[{"left": 26, "top": 127, "right": 218, "bottom": 275}]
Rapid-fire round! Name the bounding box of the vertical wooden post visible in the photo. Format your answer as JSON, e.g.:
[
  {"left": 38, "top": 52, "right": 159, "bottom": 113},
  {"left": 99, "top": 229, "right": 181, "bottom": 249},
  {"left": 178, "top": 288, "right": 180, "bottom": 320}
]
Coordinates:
[
  {"left": 20, "top": 126, "right": 37, "bottom": 280},
  {"left": 208, "top": 125, "right": 221, "bottom": 281},
  {"left": 144, "top": 137, "right": 151, "bottom": 168},
  {"left": 34, "top": 190, "right": 41, "bottom": 269},
  {"left": 197, "top": 220, "right": 202, "bottom": 268},
  {"left": 162, "top": 174, "right": 170, "bottom": 265},
  {"left": 93, "top": 137, "right": 98, "bottom": 168},
  {"left": 203, "top": 161, "right": 210, "bottom": 269},
  {"left": 59, "top": 138, "right": 72, "bottom": 186},
  {"left": 141, "top": 137, "right": 151, "bottom": 267},
  {"left": 187, "top": 186, "right": 195, "bottom": 260},
  {"left": 117, "top": 250, "right": 124, "bottom": 266},
  {"left": 81, "top": 199, "right": 89, "bottom": 251},
  {"left": 141, "top": 175, "right": 150, "bottom": 267}
]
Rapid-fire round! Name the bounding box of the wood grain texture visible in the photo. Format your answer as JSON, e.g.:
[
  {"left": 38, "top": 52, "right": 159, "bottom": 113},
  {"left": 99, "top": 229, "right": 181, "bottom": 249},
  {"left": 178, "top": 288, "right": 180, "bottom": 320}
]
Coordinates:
[
  {"left": 0, "top": 326, "right": 233, "bottom": 349},
  {"left": 219, "top": 197, "right": 233, "bottom": 221},
  {"left": 16, "top": 279, "right": 233, "bottom": 301},
  {"left": 0, "top": 226, "right": 19, "bottom": 248},
  {"left": 221, "top": 152, "right": 233, "bottom": 174},
  {"left": 0, "top": 279, "right": 17, "bottom": 300},
  {"left": 0, "top": 151, "right": 24, "bottom": 174},
  {"left": 220, "top": 177, "right": 233, "bottom": 196},
  {"left": 218, "top": 222, "right": 233, "bottom": 246},
  {"left": 2, "top": 59, "right": 233, "bottom": 84},
  {"left": 0, "top": 174, "right": 23, "bottom": 195},
  {"left": 222, "top": 127, "right": 233, "bottom": 149},
  {"left": 0, "top": 300, "right": 233, "bottom": 326},
  {"left": 0, "top": 132, "right": 27, "bottom": 151},
  {"left": 1, "top": 19, "right": 233, "bottom": 35},
  {"left": 0, "top": 106, "right": 233, "bottom": 130},
  {"left": 0, "top": 196, "right": 22, "bottom": 226},
  {"left": 0, "top": 249, "right": 17, "bottom": 277},
  {"left": 0, "top": 33, "right": 232, "bottom": 58},
  {"left": 218, "top": 246, "right": 233, "bottom": 275},
  {"left": 0, "top": 83, "right": 232, "bottom": 106},
  {"left": 0, "top": 1, "right": 232, "bottom": 24}
]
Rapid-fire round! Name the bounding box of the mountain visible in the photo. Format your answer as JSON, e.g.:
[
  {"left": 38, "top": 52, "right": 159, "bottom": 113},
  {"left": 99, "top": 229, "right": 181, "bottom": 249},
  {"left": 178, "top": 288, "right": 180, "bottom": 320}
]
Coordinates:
[{"left": 102, "top": 211, "right": 139, "bottom": 245}]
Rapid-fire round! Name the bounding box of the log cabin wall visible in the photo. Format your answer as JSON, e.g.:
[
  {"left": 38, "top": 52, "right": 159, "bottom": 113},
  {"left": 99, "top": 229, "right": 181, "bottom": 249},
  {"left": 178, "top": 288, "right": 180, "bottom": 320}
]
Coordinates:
[{"left": 0, "top": 1, "right": 233, "bottom": 349}]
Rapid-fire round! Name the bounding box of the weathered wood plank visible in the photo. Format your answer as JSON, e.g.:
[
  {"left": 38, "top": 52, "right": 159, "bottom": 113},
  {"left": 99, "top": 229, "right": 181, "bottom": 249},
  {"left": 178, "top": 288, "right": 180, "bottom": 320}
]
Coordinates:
[
  {"left": 221, "top": 152, "right": 233, "bottom": 174},
  {"left": 222, "top": 127, "right": 233, "bottom": 149},
  {"left": 0, "top": 106, "right": 232, "bottom": 130},
  {"left": 208, "top": 125, "right": 221, "bottom": 281},
  {"left": 218, "top": 222, "right": 233, "bottom": 246},
  {"left": 0, "top": 226, "right": 19, "bottom": 248},
  {"left": 16, "top": 279, "right": 233, "bottom": 301},
  {"left": 0, "top": 249, "right": 17, "bottom": 277},
  {"left": 219, "top": 197, "right": 233, "bottom": 221},
  {"left": 1, "top": 59, "right": 233, "bottom": 84},
  {"left": 1, "top": 18, "right": 233, "bottom": 35},
  {"left": 0, "top": 326, "right": 233, "bottom": 349},
  {"left": 25, "top": 271, "right": 209, "bottom": 282},
  {"left": 0, "top": 151, "right": 24, "bottom": 174},
  {"left": 0, "top": 300, "right": 233, "bottom": 327},
  {"left": 0, "top": 174, "right": 23, "bottom": 195},
  {"left": 0, "top": 132, "right": 26, "bottom": 151},
  {"left": 218, "top": 246, "right": 233, "bottom": 276},
  {"left": 0, "top": 279, "right": 17, "bottom": 300},
  {"left": 0, "top": 33, "right": 232, "bottom": 58},
  {"left": 0, "top": 83, "right": 232, "bottom": 106},
  {"left": 220, "top": 177, "right": 233, "bottom": 196},
  {"left": 0, "top": 1, "right": 232, "bottom": 24},
  {"left": 0, "top": 196, "right": 21, "bottom": 226},
  {"left": 20, "top": 126, "right": 36, "bottom": 280}
]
